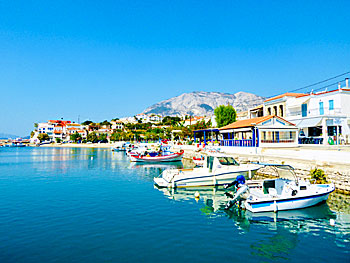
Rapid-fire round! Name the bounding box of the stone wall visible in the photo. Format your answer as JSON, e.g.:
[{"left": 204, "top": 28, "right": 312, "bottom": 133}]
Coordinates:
[{"left": 180, "top": 148, "right": 350, "bottom": 193}]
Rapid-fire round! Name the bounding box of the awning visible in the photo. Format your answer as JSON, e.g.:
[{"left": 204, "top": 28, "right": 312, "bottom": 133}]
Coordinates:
[
  {"left": 220, "top": 128, "right": 252, "bottom": 133},
  {"left": 296, "top": 117, "right": 322, "bottom": 128}
]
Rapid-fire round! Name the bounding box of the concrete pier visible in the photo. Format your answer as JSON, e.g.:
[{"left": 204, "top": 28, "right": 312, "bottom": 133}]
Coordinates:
[{"left": 174, "top": 145, "right": 350, "bottom": 193}]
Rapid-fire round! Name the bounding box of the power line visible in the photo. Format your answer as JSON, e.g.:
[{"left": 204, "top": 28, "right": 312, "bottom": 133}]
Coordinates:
[
  {"left": 238, "top": 73, "right": 349, "bottom": 109},
  {"left": 288, "top": 71, "right": 350, "bottom": 93}
]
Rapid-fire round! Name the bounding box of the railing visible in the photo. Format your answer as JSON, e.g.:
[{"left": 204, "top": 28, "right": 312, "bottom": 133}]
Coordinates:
[
  {"left": 221, "top": 139, "right": 254, "bottom": 147},
  {"left": 288, "top": 107, "right": 342, "bottom": 117}
]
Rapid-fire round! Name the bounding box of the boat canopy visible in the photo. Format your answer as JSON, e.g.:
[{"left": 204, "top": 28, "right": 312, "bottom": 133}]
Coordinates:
[{"left": 253, "top": 163, "right": 298, "bottom": 182}]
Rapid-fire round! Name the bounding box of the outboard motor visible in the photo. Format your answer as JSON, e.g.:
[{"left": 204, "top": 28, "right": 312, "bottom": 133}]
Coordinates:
[{"left": 224, "top": 175, "right": 248, "bottom": 210}]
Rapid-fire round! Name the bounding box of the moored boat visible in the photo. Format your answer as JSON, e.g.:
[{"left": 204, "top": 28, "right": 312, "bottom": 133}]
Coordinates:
[
  {"left": 154, "top": 154, "right": 263, "bottom": 188},
  {"left": 129, "top": 150, "right": 184, "bottom": 162},
  {"left": 224, "top": 164, "right": 335, "bottom": 213}
]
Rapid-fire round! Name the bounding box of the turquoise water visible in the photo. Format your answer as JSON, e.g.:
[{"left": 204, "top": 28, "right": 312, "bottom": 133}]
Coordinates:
[{"left": 0, "top": 147, "right": 349, "bottom": 263}]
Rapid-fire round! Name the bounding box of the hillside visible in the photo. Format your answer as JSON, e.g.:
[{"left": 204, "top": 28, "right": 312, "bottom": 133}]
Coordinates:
[{"left": 143, "top": 91, "right": 265, "bottom": 116}]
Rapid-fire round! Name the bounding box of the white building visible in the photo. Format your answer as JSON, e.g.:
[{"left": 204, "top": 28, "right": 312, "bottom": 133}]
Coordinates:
[
  {"left": 33, "top": 120, "right": 88, "bottom": 142},
  {"left": 111, "top": 120, "right": 124, "bottom": 130},
  {"left": 135, "top": 114, "right": 163, "bottom": 123},
  {"left": 263, "top": 79, "right": 350, "bottom": 145}
]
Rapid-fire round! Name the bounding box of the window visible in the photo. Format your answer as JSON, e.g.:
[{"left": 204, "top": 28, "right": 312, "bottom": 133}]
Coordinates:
[
  {"left": 302, "top": 104, "right": 307, "bottom": 117},
  {"left": 319, "top": 101, "right": 324, "bottom": 115},
  {"left": 217, "top": 157, "right": 239, "bottom": 166},
  {"left": 329, "top": 100, "right": 334, "bottom": 110},
  {"left": 279, "top": 105, "right": 284, "bottom": 117},
  {"left": 327, "top": 126, "right": 337, "bottom": 136},
  {"left": 308, "top": 126, "right": 322, "bottom": 137}
]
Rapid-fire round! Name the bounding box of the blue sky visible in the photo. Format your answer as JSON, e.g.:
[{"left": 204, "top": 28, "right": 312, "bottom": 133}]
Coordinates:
[{"left": 1, "top": 0, "right": 349, "bottom": 136}]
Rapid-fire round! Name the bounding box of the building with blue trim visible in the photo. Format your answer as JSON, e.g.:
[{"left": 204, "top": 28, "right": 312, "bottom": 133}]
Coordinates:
[{"left": 219, "top": 115, "right": 299, "bottom": 148}]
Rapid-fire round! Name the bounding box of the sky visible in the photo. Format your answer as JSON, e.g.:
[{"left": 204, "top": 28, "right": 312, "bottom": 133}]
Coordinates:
[{"left": 0, "top": 0, "right": 350, "bottom": 136}]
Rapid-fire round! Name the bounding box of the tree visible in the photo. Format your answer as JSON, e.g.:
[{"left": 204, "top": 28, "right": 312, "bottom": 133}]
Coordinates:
[
  {"left": 162, "top": 116, "right": 182, "bottom": 126},
  {"left": 82, "top": 120, "right": 93, "bottom": 126},
  {"left": 100, "top": 120, "right": 111, "bottom": 127},
  {"left": 37, "top": 133, "right": 50, "bottom": 142},
  {"left": 110, "top": 132, "right": 121, "bottom": 141},
  {"left": 214, "top": 105, "right": 237, "bottom": 128},
  {"left": 98, "top": 133, "right": 108, "bottom": 143},
  {"left": 30, "top": 131, "right": 35, "bottom": 138},
  {"left": 87, "top": 132, "right": 98, "bottom": 143},
  {"left": 70, "top": 132, "right": 82, "bottom": 143},
  {"left": 56, "top": 138, "right": 62, "bottom": 143}
]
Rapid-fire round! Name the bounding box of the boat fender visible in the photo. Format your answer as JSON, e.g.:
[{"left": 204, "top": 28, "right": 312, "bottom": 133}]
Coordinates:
[
  {"left": 292, "top": 190, "right": 298, "bottom": 196},
  {"left": 237, "top": 175, "right": 246, "bottom": 185},
  {"left": 194, "top": 191, "right": 200, "bottom": 199}
]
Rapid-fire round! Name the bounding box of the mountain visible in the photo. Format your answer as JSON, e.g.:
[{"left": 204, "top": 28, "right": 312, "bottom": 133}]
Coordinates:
[
  {"left": 0, "top": 132, "right": 20, "bottom": 139},
  {"left": 142, "top": 91, "right": 265, "bottom": 116}
]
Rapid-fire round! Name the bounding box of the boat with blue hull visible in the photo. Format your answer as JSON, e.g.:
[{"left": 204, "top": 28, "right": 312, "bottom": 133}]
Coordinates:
[{"left": 225, "top": 164, "right": 335, "bottom": 213}]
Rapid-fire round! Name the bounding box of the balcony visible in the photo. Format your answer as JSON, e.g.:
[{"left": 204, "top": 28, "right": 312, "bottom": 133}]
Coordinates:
[{"left": 288, "top": 107, "right": 342, "bottom": 117}]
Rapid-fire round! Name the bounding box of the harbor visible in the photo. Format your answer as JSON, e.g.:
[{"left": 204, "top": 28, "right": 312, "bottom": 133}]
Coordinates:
[
  {"left": 0, "top": 147, "right": 349, "bottom": 262},
  {"left": 2, "top": 2, "right": 350, "bottom": 262}
]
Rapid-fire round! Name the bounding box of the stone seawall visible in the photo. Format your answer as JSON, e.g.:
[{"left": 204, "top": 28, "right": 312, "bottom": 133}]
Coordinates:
[{"left": 178, "top": 146, "right": 350, "bottom": 193}]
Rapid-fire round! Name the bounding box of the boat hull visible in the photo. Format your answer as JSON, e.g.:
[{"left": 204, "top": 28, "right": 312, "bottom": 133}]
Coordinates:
[
  {"left": 245, "top": 185, "right": 335, "bottom": 213},
  {"left": 129, "top": 152, "right": 183, "bottom": 162},
  {"left": 154, "top": 169, "right": 260, "bottom": 188}
]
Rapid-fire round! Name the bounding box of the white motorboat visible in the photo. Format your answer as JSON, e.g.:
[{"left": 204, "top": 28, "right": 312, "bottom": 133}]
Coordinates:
[
  {"left": 154, "top": 154, "right": 263, "bottom": 188},
  {"left": 225, "top": 164, "right": 335, "bottom": 213}
]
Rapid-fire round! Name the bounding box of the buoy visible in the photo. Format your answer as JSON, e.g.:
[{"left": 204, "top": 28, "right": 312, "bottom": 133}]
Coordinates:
[
  {"left": 91, "top": 157, "right": 93, "bottom": 160},
  {"left": 330, "top": 219, "right": 335, "bottom": 226},
  {"left": 194, "top": 191, "right": 200, "bottom": 199}
]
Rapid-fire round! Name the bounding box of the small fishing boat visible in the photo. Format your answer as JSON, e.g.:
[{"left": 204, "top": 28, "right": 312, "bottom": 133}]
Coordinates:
[
  {"left": 112, "top": 142, "right": 133, "bottom": 152},
  {"left": 225, "top": 164, "right": 335, "bottom": 213},
  {"left": 154, "top": 154, "right": 263, "bottom": 188},
  {"left": 129, "top": 150, "right": 184, "bottom": 162}
]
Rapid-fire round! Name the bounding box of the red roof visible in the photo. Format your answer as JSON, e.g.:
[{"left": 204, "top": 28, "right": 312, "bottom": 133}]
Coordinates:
[
  {"left": 219, "top": 115, "right": 295, "bottom": 130},
  {"left": 265, "top": 88, "right": 350, "bottom": 102},
  {"left": 49, "top": 120, "right": 71, "bottom": 126},
  {"left": 264, "top": 93, "right": 305, "bottom": 102}
]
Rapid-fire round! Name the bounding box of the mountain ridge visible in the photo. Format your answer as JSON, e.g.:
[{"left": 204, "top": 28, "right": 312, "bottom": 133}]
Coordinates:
[{"left": 142, "top": 91, "right": 265, "bottom": 116}]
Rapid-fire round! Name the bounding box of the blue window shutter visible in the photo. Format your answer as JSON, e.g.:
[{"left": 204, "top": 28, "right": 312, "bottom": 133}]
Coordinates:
[
  {"left": 302, "top": 104, "right": 307, "bottom": 117},
  {"left": 319, "top": 102, "right": 324, "bottom": 115},
  {"left": 329, "top": 100, "right": 334, "bottom": 110}
]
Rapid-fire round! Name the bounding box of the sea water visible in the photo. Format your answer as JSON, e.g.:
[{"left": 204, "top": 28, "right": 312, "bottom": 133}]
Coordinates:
[{"left": 0, "top": 147, "right": 349, "bottom": 263}]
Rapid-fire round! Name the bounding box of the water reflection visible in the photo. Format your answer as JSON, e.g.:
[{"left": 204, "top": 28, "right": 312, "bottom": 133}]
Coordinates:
[{"left": 155, "top": 185, "right": 350, "bottom": 260}]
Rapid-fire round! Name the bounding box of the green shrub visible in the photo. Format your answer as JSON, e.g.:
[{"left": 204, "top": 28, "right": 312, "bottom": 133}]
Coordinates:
[{"left": 310, "top": 168, "right": 328, "bottom": 184}]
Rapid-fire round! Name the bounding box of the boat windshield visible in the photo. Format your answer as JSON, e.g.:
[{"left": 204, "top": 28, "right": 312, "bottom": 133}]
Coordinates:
[
  {"left": 217, "top": 157, "right": 239, "bottom": 166},
  {"left": 274, "top": 165, "right": 297, "bottom": 182}
]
